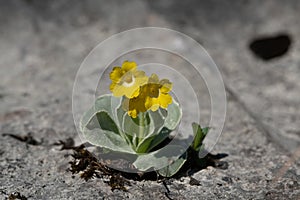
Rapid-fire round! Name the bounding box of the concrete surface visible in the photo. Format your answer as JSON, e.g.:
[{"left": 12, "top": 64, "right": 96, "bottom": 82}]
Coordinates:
[{"left": 0, "top": 0, "right": 299, "bottom": 199}]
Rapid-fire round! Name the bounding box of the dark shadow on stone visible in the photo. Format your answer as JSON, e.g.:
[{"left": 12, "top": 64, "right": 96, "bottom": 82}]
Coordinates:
[
  {"left": 2, "top": 132, "right": 43, "bottom": 146},
  {"left": 249, "top": 34, "right": 291, "bottom": 60}
]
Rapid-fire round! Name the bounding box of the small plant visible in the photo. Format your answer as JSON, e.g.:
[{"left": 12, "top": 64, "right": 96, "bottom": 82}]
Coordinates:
[{"left": 80, "top": 61, "right": 209, "bottom": 177}]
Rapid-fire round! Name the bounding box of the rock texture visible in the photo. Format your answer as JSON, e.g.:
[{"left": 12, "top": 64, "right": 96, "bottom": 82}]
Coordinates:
[{"left": 0, "top": 0, "right": 299, "bottom": 199}]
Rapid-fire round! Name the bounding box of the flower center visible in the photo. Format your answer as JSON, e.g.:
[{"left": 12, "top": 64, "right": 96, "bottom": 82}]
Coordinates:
[
  {"left": 147, "top": 84, "right": 160, "bottom": 98},
  {"left": 122, "top": 73, "right": 135, "bottom": 87}
]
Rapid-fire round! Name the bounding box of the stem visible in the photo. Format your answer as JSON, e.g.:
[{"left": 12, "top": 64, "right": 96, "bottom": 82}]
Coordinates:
[{"left": 138, "top": 112, "right": 145, "bottom": 145}]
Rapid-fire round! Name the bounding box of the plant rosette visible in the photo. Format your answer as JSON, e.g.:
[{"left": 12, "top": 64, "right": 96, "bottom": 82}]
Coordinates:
[{"left": 80, "top": 61, "right": 208, "bottom": 177}]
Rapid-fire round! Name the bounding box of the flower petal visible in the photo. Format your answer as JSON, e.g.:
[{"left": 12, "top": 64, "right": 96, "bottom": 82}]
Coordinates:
[
  {"left": 110, "top": 67, "right": 123, "bottom": 83},
  {"left": 109, "top": 82, "right": 117, "bottom": 92},
  {"left": 112, "top": 84, "right": 138, "bottom": 98},
  {"left": 148, "top": 74, "right": 159, "bottom": 83},
  {"left": 134, "top": 73, "right": 148, "bottom": 86},
  {"left": 128, "top": 109, "right": 138, "bottom": 118},
  {"left": 127, "top": 96, "right": 147, "bottom": 118},
  {"left": 158, "top": 93, "right": 172, "bottom": 109},
  {"left": 160, "top": 79, "right": 172, "bottom": 93},
  {"left": 122, "top": 61, "right": 137, "bottom": 72}
]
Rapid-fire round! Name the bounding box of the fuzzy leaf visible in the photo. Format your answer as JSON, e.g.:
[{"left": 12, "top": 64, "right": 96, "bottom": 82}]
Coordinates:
[
  {"left": 164, "top": 100, "right": 182, "bottom": 130},
  {"left": 96, "top": 112, "right": 119, "bottom": 134},
  {"left": 157, "top": 152, "right": 187, "bottom": 177},
  {"left": 81, "top": 95, "right": 135, "bottom": 153},
  {"left": 148, "top": 109, "right": 167, "bottom": 135},
  {"left": 135, "top": 136, "right": 154, "bottom": 153},
  {"left": 133, "top": 145, "right": 186, "bottom": 171},
  {"left": 81, "top": 94, "right": 120, "bottom": 132},
  {"left": 136, "top": 99, "right": 182, "bottom": 152},
  {"left": 122, "top": 113, "right": 151, "bottom": 138},
  {"left": 82, "top": 128, "right": 135, "bottom": 153},
  {"left": 146, "top": 127, "right": 171, "bottom": 151},
  {"left": 135, "top": 109, "right": 167, "bottom": 152}
]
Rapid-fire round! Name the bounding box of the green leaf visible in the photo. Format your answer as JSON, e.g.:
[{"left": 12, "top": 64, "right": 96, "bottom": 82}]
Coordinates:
[
  {"left": 121, "top": 112, "right": 151, "bottom": 149},
  {"left": 115, "top": 100, "right": 134, "bottom": 146},
  {"left": 135, "top": 136, "right": 154, "bottom": 153},
  {"left": 191, "top": 122, "right": 209, "bottom": 151},
  {"left": 147, "top": 127, "right": 171, "bottom": 151},
  {"left": 82, "top": 127, "right": 135, "bottom": 154},
  {"left": 96, "top": 112, "right": 119, "bottom": 134},
  {"left": 164, "top": 100, "right": 182, "bottom": 131},
  {"left": 135, "top": 109, "right": 167, "bottom": 152},
  {"left": 133, "top": 145, "right": 186, "bottom": 171},
  {"left": 147, "top": 109, "right": 166, "bottom": 136},
  {"left": 81, "top": 94, "right": 184, "bottom": 158},
  {"left": 137, "top": 99, "right": 182, "bottom": 152},
  {"left": 202, "top": 127, "right": 210, "bottom": 136},
  {"left": 115, "top": 97, "right": 126, "bottom": 127},
  {"left": 80, "top": 94, "right": 121, "bottom": 132},
  {"left": 157, "top": 152, "right": 187, "bottom": 177},
  {"left": 122, "top": 114, "right": 140, "bottom": 137},
  {"left": 81, "top": 94, "right": 136, "bottom": 153}
]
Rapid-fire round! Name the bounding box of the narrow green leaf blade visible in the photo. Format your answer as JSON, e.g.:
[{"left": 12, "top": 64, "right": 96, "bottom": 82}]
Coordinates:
[
  {"left": 191, "top": 123, "right": 210, "bottom": 151},
  {"left": 147, "top": 127, "right": 171, "bottom": 151},
  {"left": 157, "top": 152, "right": 187, "bottom": 177}
]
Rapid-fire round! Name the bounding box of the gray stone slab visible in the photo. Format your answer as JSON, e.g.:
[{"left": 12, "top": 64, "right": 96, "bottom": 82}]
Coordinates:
[
  {"left": 0, "top": 0, "right": 299, "bottom": 199},
  {"left": 147, "top": 0, "right": 300, "bottom": 152}
]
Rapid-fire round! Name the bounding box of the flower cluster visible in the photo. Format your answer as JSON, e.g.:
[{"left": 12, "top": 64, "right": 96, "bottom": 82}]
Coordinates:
[{"left": 109, "top": 61, "right": 173, "bottom": 118}]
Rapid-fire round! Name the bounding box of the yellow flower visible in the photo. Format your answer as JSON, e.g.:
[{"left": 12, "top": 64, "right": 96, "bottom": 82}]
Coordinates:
[
  {"left": 122, "top": 96, "right": 147, "bottom": 118},
  {"left": 144, "top": 74, "right": 172, "bottom": 111},
  {"left": 123, "top": 74, "right": 173, "bottom": 118},
  {"left": 109, "top": 61, "right": 148, "bottom": 98}
]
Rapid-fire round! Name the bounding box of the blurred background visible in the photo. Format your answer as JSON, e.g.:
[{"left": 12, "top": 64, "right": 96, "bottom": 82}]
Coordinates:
[
  {"left": 1, "top": 0, "right": 299, "bottom": 151},
  {"left": 0, "top": 0, "right": 299, "bottom": 199}
]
